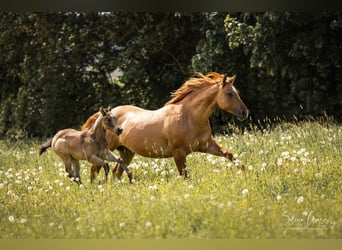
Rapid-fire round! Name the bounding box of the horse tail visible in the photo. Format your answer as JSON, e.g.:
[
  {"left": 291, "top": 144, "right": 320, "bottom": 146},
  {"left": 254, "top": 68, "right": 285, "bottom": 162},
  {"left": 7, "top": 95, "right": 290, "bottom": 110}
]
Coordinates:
[
  {"left": 39, "top": 138, "right": 53, "bottom": 155},
  {"left": 81, "top": 112, "right": 100, "bottom": 130}
]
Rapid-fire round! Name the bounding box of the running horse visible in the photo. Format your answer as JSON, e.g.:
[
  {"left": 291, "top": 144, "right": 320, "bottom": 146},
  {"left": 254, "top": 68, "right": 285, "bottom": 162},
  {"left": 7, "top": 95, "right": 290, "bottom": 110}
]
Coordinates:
[
  {"left": 82, "top": 72, "right": 249, "bottom": 181},
  {"left": 39, "top": 107, "right": 132, "bottom": 184}
]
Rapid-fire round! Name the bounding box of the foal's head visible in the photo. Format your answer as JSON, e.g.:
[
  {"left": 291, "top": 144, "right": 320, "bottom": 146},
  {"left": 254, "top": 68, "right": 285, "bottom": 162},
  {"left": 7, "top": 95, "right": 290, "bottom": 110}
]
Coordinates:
[
  {"left": 100, "top": 107, "right": 123, "bottom": 135},
  {"left": 216, "top": 75, "right": 249, "bottom": 121}
]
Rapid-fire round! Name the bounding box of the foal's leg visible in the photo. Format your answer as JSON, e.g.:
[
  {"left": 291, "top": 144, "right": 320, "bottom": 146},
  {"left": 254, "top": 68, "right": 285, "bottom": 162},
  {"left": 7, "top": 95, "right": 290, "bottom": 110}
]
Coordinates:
[
  {"left": 205, "top": 138, "right": 245, "bottom": 170},
  {"left": 88, "top": 155, "right": 108, "bottom": 183},
  {"left": 70, "top": 158, "right": 82, "bottom": 185},
  {"left": 90, "top": 163, "right": 109, "bottom": 183},
  {"left": 58, "top": 154, "right": 75, "bottom": 180},
  {"left": 112, "top": 147, "right": 134, "bottom": 180},
  {"left": 107, "top": 150, "right": 133, "bottom": 183}
]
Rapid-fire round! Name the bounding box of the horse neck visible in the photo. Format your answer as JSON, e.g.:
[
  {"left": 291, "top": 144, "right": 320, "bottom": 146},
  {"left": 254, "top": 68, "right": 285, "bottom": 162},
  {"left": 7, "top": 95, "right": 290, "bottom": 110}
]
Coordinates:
[
  {"left": 183, "top": 84, "right": 219, "bottom": 122},
  {"left": 89, "top": 115, "right": 106, "bottom": 141}
]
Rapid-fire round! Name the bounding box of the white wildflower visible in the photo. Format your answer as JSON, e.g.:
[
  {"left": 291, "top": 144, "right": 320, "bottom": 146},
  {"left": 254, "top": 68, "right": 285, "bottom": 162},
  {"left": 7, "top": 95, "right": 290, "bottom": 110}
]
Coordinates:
[
  {"left": 281, "top": 151, "right": 290, "bottom": 158},
  {"left": 242, "top": 188, "right": 249, "bottom": 195},
  {"left": 184, "top": 193, "right": 190, "bottom": 199},
  {"left": 8, "top": 215, "right": 15, "bottom": 223},
  {"left": 297, "top": 196, "right": 304, "bottom": 204},
  {"left": 277, "top": 157, "right": 283, "bottom": 166},
  {"left": 148, "top": 185, "right": 158, "bottom": 191}
]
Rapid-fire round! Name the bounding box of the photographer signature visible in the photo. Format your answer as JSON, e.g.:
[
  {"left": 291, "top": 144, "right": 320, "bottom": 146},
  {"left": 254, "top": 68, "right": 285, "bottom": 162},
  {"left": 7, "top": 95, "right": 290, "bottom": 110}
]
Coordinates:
[{"left": 282, "top": 210, "right": 330, "bottom": 230}]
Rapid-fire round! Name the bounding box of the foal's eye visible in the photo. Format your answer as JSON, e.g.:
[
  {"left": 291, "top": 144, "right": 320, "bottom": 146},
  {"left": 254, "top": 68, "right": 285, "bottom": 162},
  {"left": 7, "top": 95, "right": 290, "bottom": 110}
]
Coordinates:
[{"left": 227, "top": 92, "right": 233, "bottom": 97}]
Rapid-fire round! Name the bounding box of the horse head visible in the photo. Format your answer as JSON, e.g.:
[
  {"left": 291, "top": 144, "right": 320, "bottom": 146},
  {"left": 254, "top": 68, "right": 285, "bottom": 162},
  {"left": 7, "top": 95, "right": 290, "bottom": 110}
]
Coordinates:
[
  {"left": 100, "top": 106, "right": 123, "bottom": 135},
  {"left": 216, "top": 74, "right": 249, "bottom": 121}
]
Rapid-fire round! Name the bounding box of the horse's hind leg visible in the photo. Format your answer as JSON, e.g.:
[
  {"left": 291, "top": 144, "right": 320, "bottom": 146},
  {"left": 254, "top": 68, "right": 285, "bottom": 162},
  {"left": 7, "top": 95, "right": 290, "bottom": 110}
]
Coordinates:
[
  {"left": 103, "top": 163, "right": 110, "bottom": 183},
  {"left": 112, "top": 147, "right": 134, "bottom": 180},
  {"left": 90, "top": 164, "right": 104, "bottom": 183},
  {"left": 71, "top": 158, "right": 82, "bottom": 185},
  {"left": 59, "top": 155, "right": 75, "bottom": 181}
]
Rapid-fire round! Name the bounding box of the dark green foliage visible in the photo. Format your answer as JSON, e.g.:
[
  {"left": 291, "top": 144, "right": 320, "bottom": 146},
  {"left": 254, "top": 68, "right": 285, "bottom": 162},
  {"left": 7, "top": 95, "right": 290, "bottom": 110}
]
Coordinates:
[
  {"left": 224, "top": 12, "right": 342, "bottom": 120},
  {"left": 0, "top": 12, "right": 341, "bottom": 138}
]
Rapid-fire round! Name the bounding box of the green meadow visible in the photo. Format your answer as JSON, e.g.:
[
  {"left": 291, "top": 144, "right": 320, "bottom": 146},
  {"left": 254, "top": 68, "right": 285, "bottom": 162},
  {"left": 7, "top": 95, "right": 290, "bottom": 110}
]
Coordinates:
[{"left": 0, "top": 119, "right": 341, "bottom": 238}]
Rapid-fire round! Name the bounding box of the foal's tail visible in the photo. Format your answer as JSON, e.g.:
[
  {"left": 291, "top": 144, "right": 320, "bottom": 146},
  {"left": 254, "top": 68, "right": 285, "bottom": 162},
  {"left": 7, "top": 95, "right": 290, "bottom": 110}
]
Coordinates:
[{"left": 39, "top": 138, "right": 53, "bottom": 155}]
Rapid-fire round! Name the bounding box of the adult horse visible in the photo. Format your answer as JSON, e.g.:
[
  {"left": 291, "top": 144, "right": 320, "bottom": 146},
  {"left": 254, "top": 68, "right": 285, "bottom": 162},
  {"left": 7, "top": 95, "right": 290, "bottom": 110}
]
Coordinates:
[
  {"left": 82, "top": 72, "right": 249, "bottom": 181},
  {"left": 39, "top": 107, "right": 132, "bottom": 184}
]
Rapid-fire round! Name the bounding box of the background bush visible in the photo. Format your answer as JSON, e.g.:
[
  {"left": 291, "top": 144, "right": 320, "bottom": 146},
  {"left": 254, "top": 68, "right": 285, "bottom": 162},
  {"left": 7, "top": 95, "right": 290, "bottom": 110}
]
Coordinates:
[{"left": 0, "top": 12, "right": 341, "bottom": 138}]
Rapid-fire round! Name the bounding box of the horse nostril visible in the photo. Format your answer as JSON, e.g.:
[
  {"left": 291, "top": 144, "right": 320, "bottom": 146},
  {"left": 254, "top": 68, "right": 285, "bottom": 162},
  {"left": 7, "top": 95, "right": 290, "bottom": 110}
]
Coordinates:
[
  {"left": 116, "top": 127, "right": 123, "bottom": 135},
  {"left": 239, "top": 109, "right": 249, "bottom": 120}
]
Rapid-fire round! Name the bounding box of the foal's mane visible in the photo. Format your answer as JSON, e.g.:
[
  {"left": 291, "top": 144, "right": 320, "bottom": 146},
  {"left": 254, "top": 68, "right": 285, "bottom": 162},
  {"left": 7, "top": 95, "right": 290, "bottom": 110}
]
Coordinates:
[
  {"left": 165, "top": 72, "right": 224, "bottom": 105},
  {"left": 81, "top": 112, "right": 100, "bottom": 130}
]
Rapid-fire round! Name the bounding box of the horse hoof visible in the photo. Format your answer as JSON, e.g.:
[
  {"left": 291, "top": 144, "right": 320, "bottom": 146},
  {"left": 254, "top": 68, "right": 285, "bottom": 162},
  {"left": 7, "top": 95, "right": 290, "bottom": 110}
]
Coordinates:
[{"left": 128, "top": 173, "right": 133, "bottom": 184}]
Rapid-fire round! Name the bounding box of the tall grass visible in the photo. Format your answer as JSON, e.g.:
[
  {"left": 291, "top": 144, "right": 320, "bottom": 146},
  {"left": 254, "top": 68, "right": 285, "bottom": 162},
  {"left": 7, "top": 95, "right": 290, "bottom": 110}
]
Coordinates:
[{"left": 0, "top": 120, "right": 341, "bottom": 238}]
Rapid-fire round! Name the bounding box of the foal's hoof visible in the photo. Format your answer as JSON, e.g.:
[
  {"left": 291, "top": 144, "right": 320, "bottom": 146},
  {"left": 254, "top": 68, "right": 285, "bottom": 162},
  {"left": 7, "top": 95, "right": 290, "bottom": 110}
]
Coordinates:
[
  {"left": 240, "top": 164, "right": 246, "bottom": 171},
  {"left": 127, "top": 173, "right": 133, "bottom": 184}
]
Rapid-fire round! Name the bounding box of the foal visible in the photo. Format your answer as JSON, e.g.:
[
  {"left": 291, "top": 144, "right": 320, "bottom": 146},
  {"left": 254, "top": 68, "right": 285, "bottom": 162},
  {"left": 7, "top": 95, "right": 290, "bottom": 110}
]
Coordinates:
[{"left": 39, "top": 107, "right": 132, "bottom": 185}]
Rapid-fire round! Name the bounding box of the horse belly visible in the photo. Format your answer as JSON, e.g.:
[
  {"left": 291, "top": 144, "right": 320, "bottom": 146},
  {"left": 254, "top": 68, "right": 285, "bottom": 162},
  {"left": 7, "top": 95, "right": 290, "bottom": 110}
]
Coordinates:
[{"left": 120, "top": 131, "right": 173, "bottom": 158}]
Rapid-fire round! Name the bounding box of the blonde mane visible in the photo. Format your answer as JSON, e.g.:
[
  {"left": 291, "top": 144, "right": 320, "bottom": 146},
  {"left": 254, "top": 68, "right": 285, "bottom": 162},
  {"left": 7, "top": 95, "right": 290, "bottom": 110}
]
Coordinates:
[{"left": 165, "top": 72, "right": 225, "bottom": 105}]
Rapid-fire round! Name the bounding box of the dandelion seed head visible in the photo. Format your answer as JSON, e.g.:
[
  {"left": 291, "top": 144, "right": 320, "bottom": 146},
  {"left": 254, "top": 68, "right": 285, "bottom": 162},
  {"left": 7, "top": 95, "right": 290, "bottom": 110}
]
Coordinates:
[
  {"left": 148, "top": 185, "right": 158, "bottom": 191},
  {"left": 297, "top": 196, "right": 304, "bottom": 204},
  {"left": 8, "top": 215, "right": 15, "bottom": 223},
  {"left": 242, "top": 188, "right": 249, "bottom": 195},
  {"left": 184, "top": 193, "right": 190, "bottom": 199}
]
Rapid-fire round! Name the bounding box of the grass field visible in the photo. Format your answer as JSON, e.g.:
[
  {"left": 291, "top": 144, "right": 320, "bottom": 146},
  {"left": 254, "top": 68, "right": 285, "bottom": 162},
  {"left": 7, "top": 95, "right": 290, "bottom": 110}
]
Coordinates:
[{"left": 0, "top": 119, "right": 341, "bottom": 238}]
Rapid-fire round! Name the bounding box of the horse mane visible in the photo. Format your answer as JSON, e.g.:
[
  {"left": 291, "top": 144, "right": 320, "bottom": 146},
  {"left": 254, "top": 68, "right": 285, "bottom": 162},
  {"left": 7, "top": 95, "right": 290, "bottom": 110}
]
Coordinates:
[
  {"left": 81, "top": 112, "right": 100, "bottom": 130},
  {"left": 165, "top": 72, "right": 225, "bottom": 105}
]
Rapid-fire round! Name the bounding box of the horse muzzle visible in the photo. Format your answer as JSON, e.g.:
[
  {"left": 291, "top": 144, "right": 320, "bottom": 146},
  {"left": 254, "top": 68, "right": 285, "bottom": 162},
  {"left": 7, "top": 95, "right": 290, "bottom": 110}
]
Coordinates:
[
  {"left": 115, "top": 127, "right": 123, "bottom": 135},
  {"left": 237, "top": 109, "right": 249, "bottom": 121}
]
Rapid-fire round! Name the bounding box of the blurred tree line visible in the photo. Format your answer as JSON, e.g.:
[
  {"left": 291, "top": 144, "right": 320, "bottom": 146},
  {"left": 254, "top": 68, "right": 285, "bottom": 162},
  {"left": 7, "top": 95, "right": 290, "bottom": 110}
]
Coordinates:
[{"left": 0, "top": 12, "right": 341, "bottom": 138}]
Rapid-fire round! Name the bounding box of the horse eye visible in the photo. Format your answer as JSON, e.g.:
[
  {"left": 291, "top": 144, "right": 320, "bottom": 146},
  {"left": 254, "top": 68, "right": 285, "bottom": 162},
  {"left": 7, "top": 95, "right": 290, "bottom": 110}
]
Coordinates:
[{"left": 227, "top": 92, "right": 233, "bottom": 97}]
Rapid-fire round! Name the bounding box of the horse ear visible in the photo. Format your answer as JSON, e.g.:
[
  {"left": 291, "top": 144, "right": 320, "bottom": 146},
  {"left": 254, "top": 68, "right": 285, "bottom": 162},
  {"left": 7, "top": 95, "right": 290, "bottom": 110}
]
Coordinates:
[
  {"left": 99, "top": 106, "right": 106, "bottom": 115},
  {"left": 229, "top": 75, "right": 236, "bottom": 85},
  {"left": 222, "top": 74, "right": 227, "bottom": 86}
]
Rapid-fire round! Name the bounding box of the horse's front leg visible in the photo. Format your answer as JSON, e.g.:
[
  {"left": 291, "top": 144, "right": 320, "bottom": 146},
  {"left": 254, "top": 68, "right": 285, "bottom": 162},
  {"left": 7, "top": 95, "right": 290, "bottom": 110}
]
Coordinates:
[
  {"left": 206, "top": 138, "right": 245, "bottom": 171},
  {"left": 106, "top": 151, "right": 133, "bottom": 183},
  {"left": 90, "top": 164, "right": 104, "bottom": 183},
  {"left": 172, "top": 148, "right": 188, "bottom": 178}
]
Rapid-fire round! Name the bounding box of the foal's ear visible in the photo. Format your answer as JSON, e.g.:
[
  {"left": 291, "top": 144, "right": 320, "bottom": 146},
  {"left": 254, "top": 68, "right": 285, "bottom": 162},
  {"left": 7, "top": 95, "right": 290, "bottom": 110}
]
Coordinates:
[{"left": 99, "top": 106, "right": 106, "bottom": 115}]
